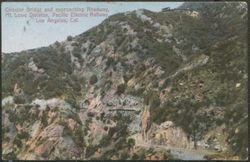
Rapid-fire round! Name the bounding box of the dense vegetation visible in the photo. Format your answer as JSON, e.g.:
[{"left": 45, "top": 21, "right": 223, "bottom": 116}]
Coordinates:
[{"left": 2, "top": 2, "right": 247, "bottom": 160}]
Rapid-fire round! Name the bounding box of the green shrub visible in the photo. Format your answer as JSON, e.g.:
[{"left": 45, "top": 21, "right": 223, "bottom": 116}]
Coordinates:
[
  {"left": 99, "top": 134, "right": 111, "bottom": 147},
  {"left": 55, "top": 41, "right": 60, "bottom": 47},
  {"left": 116, "top": 84, "right": 126, "bottom": 95},
  {"left": 120, "top": 151, "right": 129, "bottom": 159},
  {"left": 67, "top": 35, "right": 73, "bottom": 41},
  {"left": 13, "top": 137, "right": 22, "bottom": 148},
  {"left": 85, "top": 145, "right": 98, "bottom": 158},
  {"left": 127, "top": 87, "right": 145, "bottom": 96},
  {"left": 17, "top": 131, "right": 30, "bottom": 140},
  {"left": 71, "top": 42, "right": 79, "bottom": 46},
  {"left": 3, "top": 152, "right": 17, "bottom": 160},
  {"left": 106, "top": 57, "right": 115, "bottom": 67},
  {"left": 41, "top": 114, "right": 48, "bottom": 127},
  {"left": 89, "top": 75, "right": 98, "bottom": 85},
  {"left": 127, "top": 138, "right": 135, "bottom": 149},
  {"left": 14, "top": 96, "right": 25, "bottom": 104},
  {"left": 72, "top": 127, "right": 85, "bottom": 147},
  {"left": 8, "top": 111, "right": 16, "bottom": 123},
  {"left": 65, "top": 98, "right": 77, "bottom": 108},
  {"left": 132, "top": 153, "right": 139, "bottom": 160},
  {"left": 144, "top": 90, "right": 160, "bottom": 108},
  {"left": 72, "top": 47, "right": 82, "bottom": 59},
  {"left": 63, "top": 123, "right": 71, "bottom": 137},
  {"left": 2, "top": 127, "right": 10, "bottom": 134}
]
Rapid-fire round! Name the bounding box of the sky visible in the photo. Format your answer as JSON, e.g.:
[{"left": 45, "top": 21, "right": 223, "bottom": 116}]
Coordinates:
[{"left": 2, "top": 2, "right": 183, "bottom": 53}]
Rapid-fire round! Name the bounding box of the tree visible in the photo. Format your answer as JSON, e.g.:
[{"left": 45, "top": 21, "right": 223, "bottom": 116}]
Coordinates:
[
  {"left": 55, "top": 41, "right": 60, "bottom": 47},
  {"left": 67, "top": 35, "right": 73, "bottom": 41}
]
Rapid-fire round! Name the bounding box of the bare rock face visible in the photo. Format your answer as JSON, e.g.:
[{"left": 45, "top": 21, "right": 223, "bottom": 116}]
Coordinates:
[
  {"left": 145, "top": 153, "right": 164, "bottom": 160},
  {"left": 160, "top": 121, "right": 174, "bottom": 129},
  {"left": 21, "top": 118, "right": 83, "bottom": 160},
  {"left": 40, "top": 124, "right": 64, "bottom": 138},
  {"left": 2, "top": 2, "right": 248, "bottom": 160},
  {"left": 144, "top": 120, "right": 190, "bottom": 148},
  {"left": 68, "top": 119, "right": 77, "bottom": 131}
]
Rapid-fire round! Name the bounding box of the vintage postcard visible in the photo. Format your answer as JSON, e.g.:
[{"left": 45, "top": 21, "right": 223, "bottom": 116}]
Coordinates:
[{"left": 1, "top": 1, "right": 248, "bottom": 160}]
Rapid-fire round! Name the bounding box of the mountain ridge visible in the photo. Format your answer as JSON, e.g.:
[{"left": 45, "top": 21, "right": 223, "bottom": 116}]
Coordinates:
[{"left": 2, "top": 2, "right": 248, "bottom": 160}]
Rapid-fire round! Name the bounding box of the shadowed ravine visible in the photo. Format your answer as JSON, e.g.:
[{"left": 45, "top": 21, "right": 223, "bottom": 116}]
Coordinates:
[{"left": 2, "top": 2, "right": 247, "bottom": 160}]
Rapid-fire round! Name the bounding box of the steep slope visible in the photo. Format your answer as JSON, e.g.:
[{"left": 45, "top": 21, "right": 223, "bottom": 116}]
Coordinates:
[{"left": 2, "top": 2, "right": 248, "bottom": 160}]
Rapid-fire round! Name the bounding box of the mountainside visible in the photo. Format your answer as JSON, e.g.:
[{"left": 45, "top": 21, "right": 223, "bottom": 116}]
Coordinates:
[{"left": 2, "top": 2, "right": 248, "bottom": 160}]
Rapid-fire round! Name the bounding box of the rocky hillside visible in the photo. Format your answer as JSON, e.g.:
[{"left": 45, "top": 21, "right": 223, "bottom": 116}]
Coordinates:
[{"left": 2, "top": 2, "right": 248, "bottom": 160}]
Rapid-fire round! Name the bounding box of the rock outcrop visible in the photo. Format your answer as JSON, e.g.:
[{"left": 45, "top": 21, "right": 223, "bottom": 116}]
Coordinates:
[{"left": 2, "top": 2, "right": 248, "bottom": 160}]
